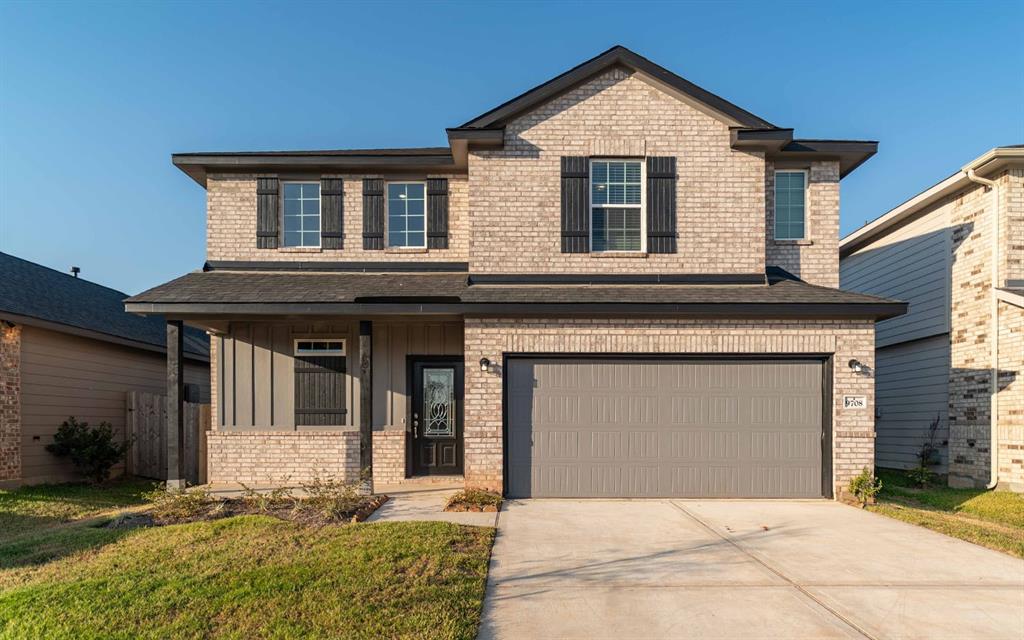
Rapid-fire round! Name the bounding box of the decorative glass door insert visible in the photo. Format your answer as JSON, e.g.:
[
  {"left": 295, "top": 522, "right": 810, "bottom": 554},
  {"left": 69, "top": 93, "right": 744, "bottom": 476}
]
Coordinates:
[{"left": 423, "top": 368, "right": 455, "bottom": 437}]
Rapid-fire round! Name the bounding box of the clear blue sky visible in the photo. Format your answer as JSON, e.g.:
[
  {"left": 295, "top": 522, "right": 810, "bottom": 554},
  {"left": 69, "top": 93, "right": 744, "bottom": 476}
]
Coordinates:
[{"left": 1, "top": 1, "right": 1021, "bottom": 294}]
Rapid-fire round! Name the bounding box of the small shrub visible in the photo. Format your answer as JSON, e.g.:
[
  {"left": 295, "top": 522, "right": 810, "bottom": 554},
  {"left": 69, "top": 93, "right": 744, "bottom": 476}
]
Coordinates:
[
  {"left": 46, "top": 416, "right": 131, "bottom": 484},
  {"left": 239, "top": 481, "right": 295, "bottom": 513},
  {"left": 917, "top": 414, "right": 943, "bottom": 468},
  {"left": 144, "top": 484, "right": 214, "bottom": 522},
  {"left": 907, "top": 465, "right": 934, "bottom": 488},
  {"left": 299, "top": 472, "right": 364, "bottom": 521},
  {"left": 445, "top": 488, "right": 502, "bottom": 512},
  {"left": 848, "top": 467, "right": 883, "bottom": 508}
]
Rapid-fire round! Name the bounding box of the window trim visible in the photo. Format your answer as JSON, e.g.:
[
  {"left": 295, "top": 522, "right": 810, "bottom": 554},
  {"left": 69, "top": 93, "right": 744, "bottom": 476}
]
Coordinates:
[
  {"left": 773, "top": 169, "right": 809, "bottom": 241},
  {"left": 281, "top": 180, "right": 323, "bottom": 249},
  {"left": 293, "top": 338, "right": 346, "bottom": 356},
  {"left": 385, "top": 180, "right": 428, "bottom": 249},
  {"left": 588, "top": 158, "right": 647, "bottom": 253}
]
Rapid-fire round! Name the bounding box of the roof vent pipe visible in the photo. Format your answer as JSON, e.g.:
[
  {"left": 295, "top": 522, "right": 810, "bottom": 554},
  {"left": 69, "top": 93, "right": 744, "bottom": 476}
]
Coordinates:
[
  {"left": 70, "top": 266, "right": 80, "bottom": 278},
  {"left": 965, "top": 168, "right": 999, "bottom": 490}
]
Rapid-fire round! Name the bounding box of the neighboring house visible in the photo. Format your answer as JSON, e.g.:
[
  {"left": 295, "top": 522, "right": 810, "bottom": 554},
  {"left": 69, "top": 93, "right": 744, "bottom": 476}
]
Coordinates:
[
  {"left": 0, "top": 252, "right": 210, "bottom": 487},
  {"left": 840, "top": 146, "right": 1024, "bottom": 492},
  {"left": 126, "top": 46, "right": 905, "bottom": 499}
]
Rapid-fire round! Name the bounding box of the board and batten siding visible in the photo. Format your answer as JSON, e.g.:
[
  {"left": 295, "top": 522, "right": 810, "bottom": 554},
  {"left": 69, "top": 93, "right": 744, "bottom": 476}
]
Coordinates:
[
  {"left": 19, "top": 325, "right": 209, "bottom": 484},
  {"left": 216, "top": 319, "right": 463, "bottom": 431},
  {"left": 841, "top": 202, "right": 952, "bottom": 348},
  {"left": 873, "top": 335, "right": 950, "bottom": 472}
]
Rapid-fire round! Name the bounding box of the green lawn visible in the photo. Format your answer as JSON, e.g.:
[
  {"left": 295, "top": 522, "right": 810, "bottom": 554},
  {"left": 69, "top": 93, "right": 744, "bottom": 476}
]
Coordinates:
[
  {"left": 0, "top": 481, "right": 495, "bottom": 639},
  {"left": 0, "top": 478, "right": 153, "bottom": 538},
  {"left": 869, "top": 469, "right": 1024, "bottom": 558}
]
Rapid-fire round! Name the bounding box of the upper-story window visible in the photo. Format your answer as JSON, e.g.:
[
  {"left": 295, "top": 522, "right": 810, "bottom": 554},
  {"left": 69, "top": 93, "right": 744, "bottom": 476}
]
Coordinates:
[
  {"left": 387, "top": 182, "right": 427, "bottom": 248},
  {"left": 282, "top": 182, "right": 321, "bottom": 248},
  {"left": 774, "top": 170, "right": 807, "bottom": 240},
  {"left": 591, "top": 159, "right": 644, "bottom": 252}
]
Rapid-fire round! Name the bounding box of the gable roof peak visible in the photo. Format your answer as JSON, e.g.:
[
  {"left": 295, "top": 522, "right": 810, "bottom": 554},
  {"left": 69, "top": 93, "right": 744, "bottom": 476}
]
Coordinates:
[{"left": 460, "top": 45, "right": 778, "bottom": 130}]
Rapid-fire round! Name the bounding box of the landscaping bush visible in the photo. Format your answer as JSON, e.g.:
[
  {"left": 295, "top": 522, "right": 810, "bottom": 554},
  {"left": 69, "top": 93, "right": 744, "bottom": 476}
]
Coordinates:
[
  {"left": 45, "top": 417, "right": 130, "bottom": 484},
  {"left": 848, "top": 467, "right": 883, "bottom": 508},
  {"left": 299, "top": 472, "right": 365, "bottom": 521},
  {"left": 445, "top": 488, "right": 502, "bottom": 512},
  {"left": 239, "top": 482, "right": 296, "bottom": 514},
  {"left": 144, "top": 484, "right": 215, "bottom": 523}
]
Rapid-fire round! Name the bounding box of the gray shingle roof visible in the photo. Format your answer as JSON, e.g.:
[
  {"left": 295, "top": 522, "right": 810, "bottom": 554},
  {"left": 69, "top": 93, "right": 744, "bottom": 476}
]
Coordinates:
[
  {"left": 0, "top": 252, "right": 209, "bottom": 358},
  {"left": 125, "top": 268, "right": 905, "bottom": 319}
]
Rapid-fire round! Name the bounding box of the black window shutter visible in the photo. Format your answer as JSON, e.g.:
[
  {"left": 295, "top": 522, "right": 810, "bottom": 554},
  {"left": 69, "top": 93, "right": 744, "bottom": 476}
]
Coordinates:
[
  {"left": 646, "top": 157, "right": 677, "bottom": 254},
  {"left": 294, "top": 355, "right": 347, "bottom": 426},
  {"left": 561, "top": 157, "right": 590, "bottom": 253},
  {"left": 362, "top": 178, "right": 385, "bottom": 250},
  {"left": 320, "top": 178, "right": 344, "bottom": 250},
  {"left": 426, "top": 178, "right": 449, "bottom": 249},
  {"left": 256, "top": 177, "right": 279, "bottom": 249}
]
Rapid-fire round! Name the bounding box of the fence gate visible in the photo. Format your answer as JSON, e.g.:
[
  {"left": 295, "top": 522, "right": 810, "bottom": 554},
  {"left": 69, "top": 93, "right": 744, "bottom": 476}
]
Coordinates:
[{"left": 126, "top": 392, "right": 210, "bottom": 485}]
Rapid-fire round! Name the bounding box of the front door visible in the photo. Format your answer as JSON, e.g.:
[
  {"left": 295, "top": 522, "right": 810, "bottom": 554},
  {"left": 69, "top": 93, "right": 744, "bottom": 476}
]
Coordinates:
[{"left": 411, "top": 358, "right": 464, "bottom": 476}]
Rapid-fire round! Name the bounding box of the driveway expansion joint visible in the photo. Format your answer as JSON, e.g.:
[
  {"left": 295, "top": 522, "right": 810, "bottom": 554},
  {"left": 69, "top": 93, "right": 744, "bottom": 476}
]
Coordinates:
[{"left": 668, "top": 501, "right": 878, "bottom": 640}]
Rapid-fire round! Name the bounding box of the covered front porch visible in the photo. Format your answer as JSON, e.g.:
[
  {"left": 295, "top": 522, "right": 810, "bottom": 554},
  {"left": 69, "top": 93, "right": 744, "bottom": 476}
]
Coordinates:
[{"left": 163, "top": 315, "right": 466, "bottom": 492}]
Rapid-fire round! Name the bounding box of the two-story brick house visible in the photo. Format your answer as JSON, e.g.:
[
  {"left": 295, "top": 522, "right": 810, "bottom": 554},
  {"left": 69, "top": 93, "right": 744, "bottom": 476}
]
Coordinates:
[{"left": 127, "top": 46, "right": 905, "bottom": 499}]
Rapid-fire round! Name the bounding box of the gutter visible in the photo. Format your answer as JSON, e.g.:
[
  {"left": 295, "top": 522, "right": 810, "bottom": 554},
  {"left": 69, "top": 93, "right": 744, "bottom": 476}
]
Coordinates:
[{"left": 964, "top": 168, "right": 1000, "bottom": 490}]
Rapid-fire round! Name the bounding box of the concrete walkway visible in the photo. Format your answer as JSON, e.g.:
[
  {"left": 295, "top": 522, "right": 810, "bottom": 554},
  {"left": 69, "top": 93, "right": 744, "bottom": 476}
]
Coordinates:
[
  {"left": 365, "top": 485, "right": 497, "bottom": 527},
  {"left": 479, "top": 500, "right": 1024, "bottom": 639}
]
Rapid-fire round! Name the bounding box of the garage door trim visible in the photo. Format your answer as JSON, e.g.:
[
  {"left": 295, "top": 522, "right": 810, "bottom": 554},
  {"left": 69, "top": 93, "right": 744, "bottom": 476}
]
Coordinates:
[{"left": 501, "top": 353, "right": 834, "bottom": 499}]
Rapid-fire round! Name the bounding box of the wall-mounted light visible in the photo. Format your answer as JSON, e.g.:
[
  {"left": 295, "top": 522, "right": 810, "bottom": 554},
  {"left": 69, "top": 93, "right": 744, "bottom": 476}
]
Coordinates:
[
  {"left": 848, "top": 359, "right": 864, "bottom": 373},
  {"left": 479, "top": 357, "right": 492, "bottom": 373}
]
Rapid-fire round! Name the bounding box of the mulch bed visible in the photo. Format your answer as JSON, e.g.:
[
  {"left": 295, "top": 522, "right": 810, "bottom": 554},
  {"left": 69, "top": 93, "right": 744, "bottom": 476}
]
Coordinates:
[
  {"left": 106, "top": 495, "right": 389, "bottom": 530},
  {"left": 443, "top": 489, "right": 502, "bottom": 513}
]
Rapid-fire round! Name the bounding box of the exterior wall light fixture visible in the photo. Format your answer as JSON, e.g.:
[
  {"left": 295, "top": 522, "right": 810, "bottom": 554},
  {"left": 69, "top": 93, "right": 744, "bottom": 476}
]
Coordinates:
[
  {"left": 848, "top": 359, "right": 864, "bottom": 373},
  {"left": 479, "top": 357, "right": 492, "bottom": 372}
]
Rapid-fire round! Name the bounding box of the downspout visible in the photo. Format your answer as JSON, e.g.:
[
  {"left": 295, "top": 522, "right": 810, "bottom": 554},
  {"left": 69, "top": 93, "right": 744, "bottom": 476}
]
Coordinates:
[{"left": 965, "top": 168, "right": 999, "bottom": 489}]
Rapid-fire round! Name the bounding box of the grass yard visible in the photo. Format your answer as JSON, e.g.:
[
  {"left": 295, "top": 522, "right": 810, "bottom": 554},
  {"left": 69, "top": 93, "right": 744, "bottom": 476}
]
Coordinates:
[
  {"left": 0, "top": 481, "right": 495, "bottom": 639},
  {"left": 869, "top": 469, "right": 1024, "bottom": 558}
]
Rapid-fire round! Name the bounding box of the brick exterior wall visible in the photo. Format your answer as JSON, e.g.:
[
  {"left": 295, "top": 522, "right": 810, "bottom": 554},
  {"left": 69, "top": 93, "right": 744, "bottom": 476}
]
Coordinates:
[
  {"left": 463, "top": 317, "right": 876, "bottom": 499},
  {"left": 0, "top": 324, "right": 21, "bottom": 483},
  {"left": 207, "top": 431, "right": 360, "bottom": 485},
  {"left": 467, "top": 68, "right": 766, "bottom": 275},
  {"left": 765, "top": 160, "right": 841, "bottom": 287},
  {"left": 206, "top": 173, "right": 468, "bottom": 263},
  {"left": 372, "top": 429, "right": 406, "bottom": 485},
  {"left": 997, "top": 302, "right": 1024, "bottom": 491}
]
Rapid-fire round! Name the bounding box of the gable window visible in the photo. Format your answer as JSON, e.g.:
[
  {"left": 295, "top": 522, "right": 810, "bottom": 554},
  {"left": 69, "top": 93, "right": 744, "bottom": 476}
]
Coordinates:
[
  {"left": 774, "top": 170, "right": 807, "bottom": 240},
  {"left": 591, "top": 159, "right": 644, "bottom": 252},
  {"left": 293, "top": 338, "right": 347, "bottom": 426},
  {"left": 387, "top": 182, "right": 426, "bottom": 248},
  {"left": 282, "top": 182, "right": 321, "bottom": 248}
]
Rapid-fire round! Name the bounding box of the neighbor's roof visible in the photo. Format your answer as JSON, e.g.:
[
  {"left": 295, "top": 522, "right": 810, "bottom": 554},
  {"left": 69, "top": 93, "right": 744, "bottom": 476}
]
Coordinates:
[
  {"left": 840, "top": 146, "right": 1024, "bottom": 258},
  {"left": 0, "top": 252, "right": 209, "bottom": 359},
  {"left": 125, "top": 264, "right": 906, "bottom": 320}
]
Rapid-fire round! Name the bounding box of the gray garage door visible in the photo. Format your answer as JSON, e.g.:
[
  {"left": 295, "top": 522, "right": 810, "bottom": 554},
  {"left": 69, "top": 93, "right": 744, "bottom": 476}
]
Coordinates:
[{"left": 506, "top": 358, "right": 825, "bottom": 498}]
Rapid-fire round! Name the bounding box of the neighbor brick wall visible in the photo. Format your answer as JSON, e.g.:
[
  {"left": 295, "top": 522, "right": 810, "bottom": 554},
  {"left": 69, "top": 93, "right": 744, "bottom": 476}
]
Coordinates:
[
  {"left": 467, "top": 68, "right": 767, "bottom": 275},
  {"left": 0, "top": 324, "right": 21, "bottom": 483},
  {"left": 462, "top": 317, "right": 875, "bottom": 499},
  {"left": 948, "top": 176, "right": 1004, "bottom": 488},
  {"left": 997, "top": 302, "right": 1024, "bottom": 491},
  {"left": 765, "top": 160, "right": 841, "bottom": 287},
  {"left": 206, "top": 431, "right": 360, "bottom": 485},
  {"left": 206, "top": 173, "right": 468, "bottom": 262}
]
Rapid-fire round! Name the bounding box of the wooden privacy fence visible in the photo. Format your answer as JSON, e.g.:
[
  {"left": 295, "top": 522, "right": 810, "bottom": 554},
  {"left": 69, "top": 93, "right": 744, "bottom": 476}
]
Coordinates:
[{"left": 126, "top": 391, "right": 210, "bottom": 485}]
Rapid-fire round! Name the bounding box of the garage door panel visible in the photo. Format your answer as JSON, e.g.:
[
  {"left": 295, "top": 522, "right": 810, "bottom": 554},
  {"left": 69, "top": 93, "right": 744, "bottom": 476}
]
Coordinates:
[{"left": 506, "top": 359, "right": 825, "bottom": 498}]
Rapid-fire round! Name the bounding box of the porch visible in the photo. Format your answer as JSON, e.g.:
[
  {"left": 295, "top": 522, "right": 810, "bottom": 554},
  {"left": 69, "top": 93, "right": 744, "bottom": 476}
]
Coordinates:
[{"left": 165, "top": 316, "right": 467, "bottom": 492}]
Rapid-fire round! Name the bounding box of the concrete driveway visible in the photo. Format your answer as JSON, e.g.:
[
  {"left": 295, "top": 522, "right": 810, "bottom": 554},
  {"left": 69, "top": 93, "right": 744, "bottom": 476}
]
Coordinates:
[{"left": 479, "top": 500, "right": 1024, "bottom": 639}]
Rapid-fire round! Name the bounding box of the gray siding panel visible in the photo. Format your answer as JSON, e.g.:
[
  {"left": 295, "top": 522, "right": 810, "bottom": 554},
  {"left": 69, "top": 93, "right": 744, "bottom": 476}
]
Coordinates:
[
  {"left": 874, "top": 335, "right": 950, "bottom": 472},
  {"left": 19, "top": 325, "right": 209, "bottom": 484},
  {"left": 840, "top": 210, "right": 952, "bottom": 348},
  {"left": 506, "top": 358, "right": 824, "bottom": 498}
]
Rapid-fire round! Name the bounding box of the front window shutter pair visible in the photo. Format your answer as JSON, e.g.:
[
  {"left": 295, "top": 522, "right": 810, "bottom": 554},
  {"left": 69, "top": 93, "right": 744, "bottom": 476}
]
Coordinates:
[
  {"left": 255, "top": 177, "right": 344, "bottom": 249},
  {"left": 559, "top": 156, "right": 677, "bottom": 254},
  {"left": 362, "top": 178, "right": 449, "bottom": 250}
]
